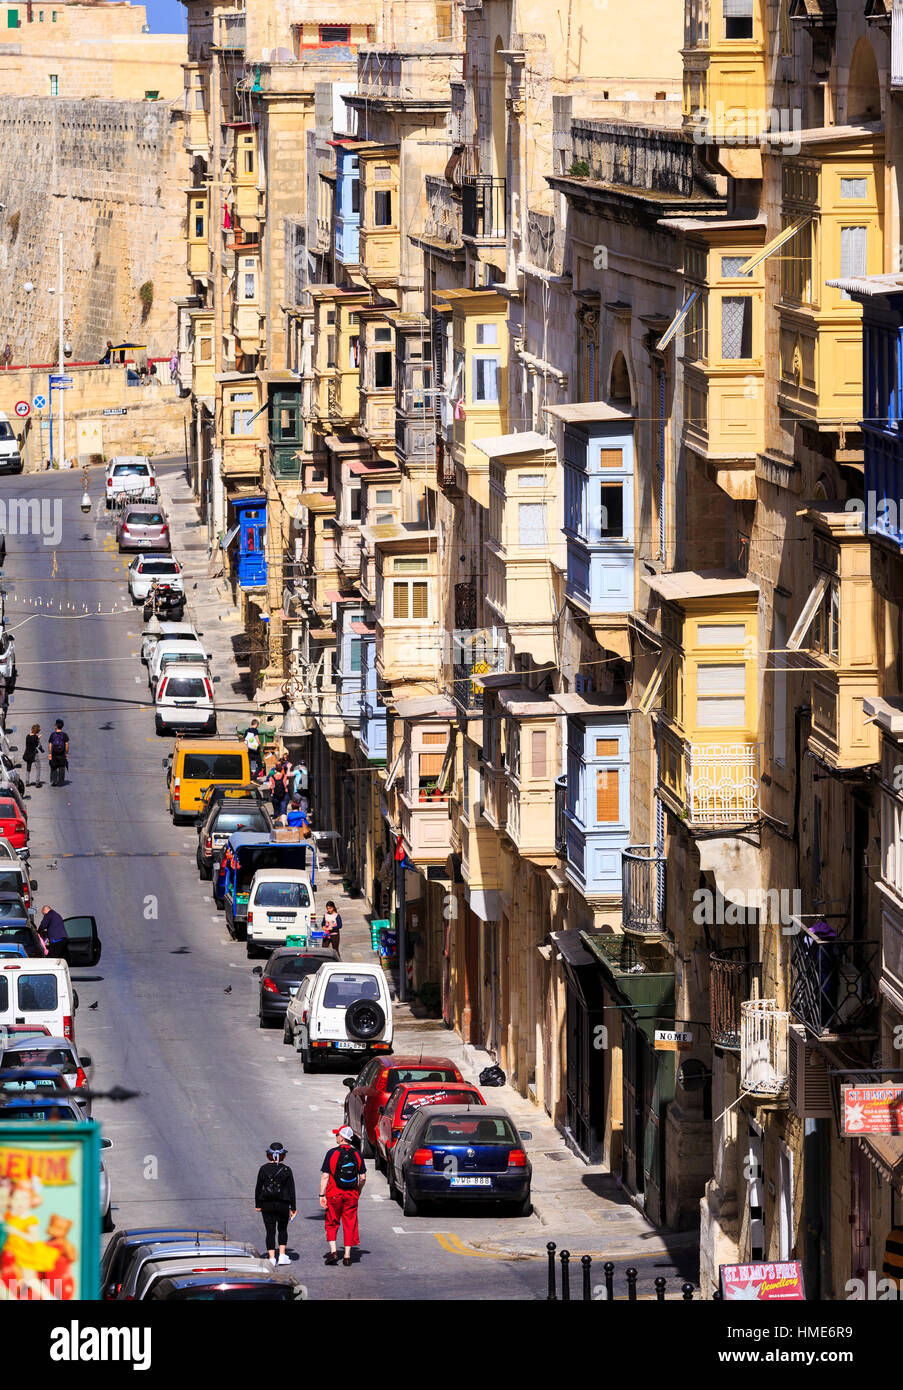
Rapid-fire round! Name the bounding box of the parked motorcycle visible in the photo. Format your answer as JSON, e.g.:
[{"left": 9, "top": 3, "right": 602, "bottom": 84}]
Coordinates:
[{"left": 143, "top": 582, "right": 185, "bottom": 623}]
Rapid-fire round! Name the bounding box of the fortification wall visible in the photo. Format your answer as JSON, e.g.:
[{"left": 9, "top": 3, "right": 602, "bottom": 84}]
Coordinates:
[{"left": 0, "top": 97, "right": 190, "bottom": 366}]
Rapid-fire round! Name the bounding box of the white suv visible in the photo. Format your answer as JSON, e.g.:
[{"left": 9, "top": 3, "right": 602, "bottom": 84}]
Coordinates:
[
  {"left": 105, "top": 456, "right": 156, "bottom": 508},
  {"left": 285, "top": 963, "right": 393, "bottom": 1073},
  {"left": 154, "top": 663, "right": 216, "bottom": 736}
]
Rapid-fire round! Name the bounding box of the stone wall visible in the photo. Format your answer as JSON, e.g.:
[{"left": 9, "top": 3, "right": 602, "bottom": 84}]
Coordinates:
[{"left": 0, "top": 97, "right": 190, "bottom": 366}]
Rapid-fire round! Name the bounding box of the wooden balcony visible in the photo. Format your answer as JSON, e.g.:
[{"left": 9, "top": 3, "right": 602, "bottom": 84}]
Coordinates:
[{"left": 398, "top": 792, "right": 452, "bottom": 866}]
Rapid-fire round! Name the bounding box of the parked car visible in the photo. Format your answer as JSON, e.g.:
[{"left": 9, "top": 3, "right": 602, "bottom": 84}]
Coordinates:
[
  {"left": 0, "top": 943, "right": 28, "bottom": 958},
  {"left": 388, "top": 1105, "right": 532, "bottom": 1217},
  {"left": 196, "top": 797, "right": 272, "bottom": 880},
  {"left": 0, "top": 836, "right": 24, "bottom": 863},
  {"left": 254, "top": 946, "right": 339, "bottom": 1028},
  {"left": 143, "top": 1264, "right": 305, "bottom": 1301},
  {"left": 0, "top": 958, "right": 78, "bottom": 1041},
  {"left": 0, "top": 923, "right": 45, "bottom": 957},
  {"left": 141, "top": 620, "right": 199, "bottom": 666},
  {"left": 0, "top": 1034, "right": 90, "bottom": 1112},
  {"left": 0, "top": 796, "right": 27, "bottom": 851},
  {"left": 196, "top": 782, "right": 271, "bottom": 822},
  {"left": 116, "top": 1238, "right": 258, "bottom": 1301},
  {"left": 101, "top": 1228, "right": 226, "bottom": 1301},
  {"left": 0, "top": 892, "right": 29, "bottom": 928},
  {"left": 341, "top": 1055, "right": 465, "bottom": 1158},
  {"left": 154, "top": 665, "right": 216, "bottom": 737},
  {"left": 128, "top": 555, "right": 184, "bottom": 603},
  {"left": 51, "top": 914, "right": 102, "bottom": 969},
  {"left": 245, "top": 868, "right": 315, "bottom": 958},
  {"left": 0, "top": 863, "right": 38, "bottom": 913},
  {"left": 0, "top": 782, "right": 28, "bottom": 823},
  {"left": 285, "top": 963, "right": 393, "bottom": 1074},
  {"left": 0, "top": 1093, "right": 114, "bottom": 1228},
  {"left": 148, "top": 637, "right": 210, "bottom": 694},
  {"left": 0, "top": 411, "right": 23, "bottom": 473},
  {"left": 0, "top": 1065, "right": 91, "bottom": 1119},
  {"left": 165, "top": 740, "right": 251, "bottom": 823},
  {"left": 375, "top": 1082, "right": 486, "bottom": 1172},
  {"left": 117, "top": 505, "right": 170, "bottom": 554},
  {"left": 105, "top": 455, "right": 155, "bottom": 508}
]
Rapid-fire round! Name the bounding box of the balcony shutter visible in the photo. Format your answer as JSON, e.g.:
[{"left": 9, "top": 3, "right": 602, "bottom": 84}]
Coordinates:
[
  {"left": 384, "top": 744, "right": 404, "bottom": 791},
  {"left": 894, "top": 0, "right": 903, "bottom": 89},
  {"left": 598, "top": 449, "right": 623, "bottom": 469},
  {"left": 723, "top": 0, "right": 752, "bottom": 13},
  {"left": 438, "top": 736, "right": 456, "bottom": 791},
  {"left": 596, "top": 768, "right": 620, "bottom": 823},
  {"left": 638, "top": 648, "right": 674, "bottom": 715},
  {"left": 531, "top": 729, "right": 548, "bottom": 780},
  {"left": 419, "top": 752, "right": 445, "bottom": 779},
  {"left": 840, "top": 226, "right": 868, "bottom": 298},
  {"left": 392, "top": 583, "right": 408, "bottom": 619},
  {"left": 411, "top": 581, "right": 428, "bottom": 619}
]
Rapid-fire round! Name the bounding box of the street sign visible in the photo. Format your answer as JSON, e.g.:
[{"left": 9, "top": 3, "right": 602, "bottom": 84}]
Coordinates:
[
  {"left": 103, "top": 407, "right": 127, "bottom": 417},
  {"left": 49, "top": 374, "right": 73, "bottom": 386},
  {"left": 32, "top": 394, "right": 46, "bottom": 410},
  {"left": 654, "top": 1029, "right": 693, "bottom": 1052},
  {"left": 13, "top": 401, "right": 29, "bottom": 418},
  {"left": 50, "top": 381, "right": 73, "bottom": 391}
]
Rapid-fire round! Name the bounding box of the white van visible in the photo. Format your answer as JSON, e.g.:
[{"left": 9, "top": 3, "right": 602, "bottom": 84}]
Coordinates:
[
  {"left": 285, "top": 962, "right": 392, "bottom": 1073},
  {"left": 246, "top": 869, "right": 315, "bottom": 958},
  {"left": 0, "top": 412, "right": 22, "bottom": 474},
  {"left": 0, "top": 958, "right": 78, "bottom": 1042},
  {"left": 105, "top": 455, "right": 155, "bottom": 508}
]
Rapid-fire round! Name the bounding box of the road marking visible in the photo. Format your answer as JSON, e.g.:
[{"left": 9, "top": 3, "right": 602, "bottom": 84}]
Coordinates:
[
  {"left": 276, "top": 1057, "right": 287, "bottom": 1064},
  {"left": 308, "top": 1105, "right": 319, "bottom": 1111},
  {"left": 433, "top": 1232, "right": 522, "bottom": 1260},
  {"left": 228, "top": 962, "right": 239, "bottom": 968},
  {"left": 134, "top": 676, "right": 141, "bottom": 683}
]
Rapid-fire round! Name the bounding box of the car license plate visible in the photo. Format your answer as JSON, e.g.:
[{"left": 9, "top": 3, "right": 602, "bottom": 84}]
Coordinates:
[
  {"left": 174, "top": 701, "right": 195, "bottom": 707},
  {"left": 450, "top": 1177, "right": 492, "bottom": 1187},
  {"left": 269, "top": 914, "right": 294, "bottom": 924},
  {"left": 335, "top": 1041, "right": 365, "bottom": 1050}
]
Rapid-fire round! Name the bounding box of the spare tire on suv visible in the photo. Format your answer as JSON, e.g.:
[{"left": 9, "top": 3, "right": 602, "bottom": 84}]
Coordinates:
[{"left": 345, "top": 997, "right": 385, "bottom": 1041}]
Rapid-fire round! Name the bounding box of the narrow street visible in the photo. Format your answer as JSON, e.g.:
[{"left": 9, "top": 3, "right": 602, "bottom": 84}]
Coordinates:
[{"left": 9, "top": 463, "right": 548, "bottom": 1300}]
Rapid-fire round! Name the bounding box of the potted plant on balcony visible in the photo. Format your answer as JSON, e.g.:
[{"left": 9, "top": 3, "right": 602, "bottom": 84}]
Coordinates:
[
  {"left": 430, "top": 783, "right": 444, "bottom": 803},
  {"left": 420, "top": 781, "right": 437, "bottom": 802}
]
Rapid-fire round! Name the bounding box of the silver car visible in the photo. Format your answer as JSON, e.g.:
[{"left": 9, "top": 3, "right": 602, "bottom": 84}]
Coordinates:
[{"left": 117, "top": 1239, "right": 258, "bottom": 1300}]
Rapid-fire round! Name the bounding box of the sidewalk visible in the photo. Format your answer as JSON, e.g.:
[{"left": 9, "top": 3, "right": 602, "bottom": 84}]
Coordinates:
[{"left": 158, "top": 460, "right": 698, "bottom": 1279}]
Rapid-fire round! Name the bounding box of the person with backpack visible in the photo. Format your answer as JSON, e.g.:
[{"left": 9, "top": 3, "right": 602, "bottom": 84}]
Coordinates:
[
  {"left": 319, "top": 1125, "right": 366, "bottom": 1266},
  {"left": 23, "top": 725, "right": 43, "bottom": 786},
  {"left": 254, "top": 1141, "right": 296, "bottom": 1266},
  {"left": 269, "top": 761, "right": 290, "bottom": 819},
  {"left": 244, "top": 719, "right": 262, "bottom": 776},
  {"left": 47, "top": 720, "right": 68, "bottom": 788}
]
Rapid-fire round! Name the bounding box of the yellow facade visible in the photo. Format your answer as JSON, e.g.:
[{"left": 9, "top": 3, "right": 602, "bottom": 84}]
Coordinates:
[{"left": 357, "top": 146, "right": 401, "bottom": 291}]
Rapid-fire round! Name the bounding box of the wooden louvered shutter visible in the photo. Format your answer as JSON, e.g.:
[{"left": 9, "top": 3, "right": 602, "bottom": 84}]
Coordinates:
[{"left": 596, "top": 768, "right": 620, "bottom": 823}]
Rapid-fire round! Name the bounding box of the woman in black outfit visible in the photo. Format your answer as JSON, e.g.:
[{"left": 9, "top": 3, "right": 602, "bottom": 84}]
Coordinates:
[
  {"left": 23, "top": 724, "right": 42, "bottom": 787},
  {"left": 254, "top": 1141, "right": 296, "bottom": 1265}
]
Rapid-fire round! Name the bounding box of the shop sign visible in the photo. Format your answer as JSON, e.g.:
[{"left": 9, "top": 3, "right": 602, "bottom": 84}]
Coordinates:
[
  {"left": 842, "top": 1084, "right": 903, "bottom": 1135},
  {"left": 720, "top": 1261, "right": 805, "bottom": 1301}
]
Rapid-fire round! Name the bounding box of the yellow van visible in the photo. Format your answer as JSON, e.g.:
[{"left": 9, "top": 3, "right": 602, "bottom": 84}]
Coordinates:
[{"left": 167, "top": 739, "right": 251, "bottom": 822}]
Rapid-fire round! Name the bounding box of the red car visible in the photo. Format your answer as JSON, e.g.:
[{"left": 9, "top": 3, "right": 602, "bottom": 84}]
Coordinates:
[
  {"left": 374, "top": 1082, "right": 486, "bottom": 1173},
  {"left": 0, "top": 797, "right": 27, "bottom": 851},
  {"left": 343, "top": 1055, "right": 465, "bottom": 1157}
]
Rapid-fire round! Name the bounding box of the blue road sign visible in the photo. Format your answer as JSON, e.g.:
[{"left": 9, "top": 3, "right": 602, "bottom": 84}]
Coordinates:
[
  {"left": 49, "top": 374, "right": 73, "bottom": 387},
  {"left": 32, "top": 394, "right": 46, "bottom": 410}
]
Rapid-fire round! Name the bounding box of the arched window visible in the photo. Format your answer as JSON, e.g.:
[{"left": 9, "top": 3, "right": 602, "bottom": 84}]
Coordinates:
[
  {"left": 609, "top": 351, "right": 631, "bottom": 404},
  {"left": 848, "top": 38, "right": 881, "bottom": 123}
]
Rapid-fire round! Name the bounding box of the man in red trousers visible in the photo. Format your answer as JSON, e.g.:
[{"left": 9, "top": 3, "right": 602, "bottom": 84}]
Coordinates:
[{"left": 319, "top": 1126, "right": 366, "bottom": 1266}]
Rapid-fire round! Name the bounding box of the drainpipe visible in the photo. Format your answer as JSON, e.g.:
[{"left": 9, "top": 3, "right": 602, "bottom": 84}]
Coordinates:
[{"left": 395, "top": 852, "right": 407, "bottom": 1004}]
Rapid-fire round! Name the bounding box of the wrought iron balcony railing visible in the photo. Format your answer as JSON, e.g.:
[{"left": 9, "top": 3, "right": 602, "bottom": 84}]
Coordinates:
[
  {"left": 622, "top": 846, "right": 666, "bottom": 934},
  {"left": 461, "top": 176, "right": 506, "bottom": 241},
  {"left": 685, "top": 742, "right": 760, "bottom": 825},
  {"left": 451, "top": 637, "right": 504, "bottom": 712},
  {"left": 710, "top": 949, "right": 759, "bottom": 1050},
  {"left": 790, "top": 926, "right": 882, "bottom": 1036}
]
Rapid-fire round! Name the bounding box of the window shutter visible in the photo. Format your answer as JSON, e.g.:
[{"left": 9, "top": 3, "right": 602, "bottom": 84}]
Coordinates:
[
  {"left": 696, "top": 664, "right": 745, "bottom": 694},
  {"left": 840, "top": 226, "right": 868, "bottom": 296},
  {"left": 531, "top": 729, "right": 548, "bottom": 779},
  {"left": 595, "top": 737, "right": 619, "bottom": 757},
  {"left": 598, "top": 449, "right": 623, "bottom": 469},
  {"left": 392, "top": 583, "right": 408, "bottom": 619},
  {"left": 419, "top": 753, "right": 445, "bottom": 778},
  {"left": 411, "top": 582, "right": 428, "bottom": 619},
  {"left": 596, "top": 768, "right": 620, "bottom": 823}
]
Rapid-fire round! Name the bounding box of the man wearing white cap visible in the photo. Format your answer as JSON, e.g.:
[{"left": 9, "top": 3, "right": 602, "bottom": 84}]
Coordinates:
[{"left": 319, "top": 1126, "right": 366, "bottom": 1266}]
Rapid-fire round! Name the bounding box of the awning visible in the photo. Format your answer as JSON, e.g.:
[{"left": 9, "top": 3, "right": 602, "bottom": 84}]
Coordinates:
[
  {"left": 550, "top": 929, "right": 596, "bottom": 969},
  {"left": 697, "top": 836, "right": 762, "bottom": 909},
  {"left": 551, "top": 930, "right": 607, "bottom": 1010},
  {"left": 858, "top": 1135, "right": 903, "bottom": 1191},
  {"left": 580, "top": 932, "right": 676, "bottom": 1041},
  {"left": 350, "top": 621, "right": 375, "bottom": 636}
]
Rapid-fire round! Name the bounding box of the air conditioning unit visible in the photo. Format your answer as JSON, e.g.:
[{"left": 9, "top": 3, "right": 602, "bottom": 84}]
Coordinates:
[{"left": 788, "top": 1024, "right": 833, "bottom": 1119}]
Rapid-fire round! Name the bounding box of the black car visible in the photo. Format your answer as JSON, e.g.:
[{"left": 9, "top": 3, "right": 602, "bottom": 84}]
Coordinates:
[
  {"left": 196, "top": 782, "right": 272, "bottom": 821},
  {"left": 253, "top": 946, "right": 339, "bottom": 1029},
  {"left": 0, "top": 892, "right": 29, "bottom": 927},
  {"left": 196, "top": 798, "right": 273, "bottom": 880}
]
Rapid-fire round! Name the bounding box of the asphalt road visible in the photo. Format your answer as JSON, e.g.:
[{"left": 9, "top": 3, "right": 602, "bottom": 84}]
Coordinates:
[{"left": 8, "top": 461, "right": 543, "bottom": 1301}]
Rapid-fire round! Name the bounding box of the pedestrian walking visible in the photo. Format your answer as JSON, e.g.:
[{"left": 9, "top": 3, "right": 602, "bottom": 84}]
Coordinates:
[
  {"left": 281, "top": 798, "right": 309, "bottom": 830},
  {"left": 320, "top": 1126, "right": 366, "bottom": 1266},
  {"left": 321, "top": 901, "right": 342, "bottom": 956},
  {"left": 254, "top": 1142, "right": 296, "bottom": 1266},
  {"left": 47, "top": 719, "right": 68, "bottom": 787},
  {"left": 23, "top": 724, "right": 43, "bottom": 786},
  {"left": 244, "top": 719, "right": 262, "bottom": 776},
  {"left": 169, "top": 349, "right": 179, "bottom": 388},
  {"left": 269, "top": 761, "right": 290, "bottom": 818},
  {"left": 38, "top": 906, "right": 67, "bottom": 952}
]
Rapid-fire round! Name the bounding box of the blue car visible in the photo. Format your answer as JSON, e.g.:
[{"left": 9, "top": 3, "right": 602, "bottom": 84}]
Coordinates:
[{"left": 388, "top": 1104, "right": 532, "bottom": 1217}]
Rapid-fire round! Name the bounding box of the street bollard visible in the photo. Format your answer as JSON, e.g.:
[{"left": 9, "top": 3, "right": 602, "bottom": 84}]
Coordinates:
[
  {"left": 682, "top": 1283, "right": 695, "bottom": 1301},
  {"left": 603, "top": 1260, "right": 615, "bottom": 1302},
  {"left": 546, "top": 1242, "right": 557, "bottom": 1301},
  {"left": 582, "top": 1254, "right": 592, "bottom": 1301},
  {"left": 654, "top": 1276, "right": 667, "bottom": 1302},
  {"left": 560, "top": 1249, "right": 571, "bottom": 1302},
  {"left": 626, "top": 1267, "right": 638, "bottom": 1301}
]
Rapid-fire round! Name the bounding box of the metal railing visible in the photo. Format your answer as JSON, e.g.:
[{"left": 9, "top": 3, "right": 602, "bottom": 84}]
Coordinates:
[
  {"left": 451, "top": 634, "right": 504, "bottom": 712},
  {"left": 555, "top": 774, "right": 567, "bottom": 857},
  {"left": 790, "top": 927, "right": 882, "bottom": 1036},
  {"left": 462, "top": 176, "right": 506, "bottom": 240},
  {"left": 685, "top": 743, "right": 760, "bottom": 825},
  {"left": 740, "top": 998, "right": 789, "bottom": 1095},
  {"left": 710, "top": 949, "right": 758, "bottom": 1050},
  {"left": 622, "top": 846, "right": 666, "bottom": 934},
  {"left": 545, "top": 1244, "right": 696, "bottom": 1302}
]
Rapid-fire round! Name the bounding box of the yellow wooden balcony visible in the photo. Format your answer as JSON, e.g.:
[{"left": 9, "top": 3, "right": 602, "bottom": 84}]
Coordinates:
[
  {"left": 186, "top": 107, "right": 209, "bottom": 154},
  {"left": 460, "top": 818, "right": 502, "bottom": 893},
  {"left": 221, "top": 438, "right": 262, "bottom": 479},
  {"left": 499, "top": 689, "right": 559, "bottom": 863},
  {"left": 368, "top": 524, "right": 441, "bottom": 687},
  {"left": 359, "top": 386, "right": 395, "bottom": 444},
  {"left": 192, "top": 359, "right": 214, "bottom": 398},
  {"left": 188, "top": 240, "right": 208, "bottom": 276}
]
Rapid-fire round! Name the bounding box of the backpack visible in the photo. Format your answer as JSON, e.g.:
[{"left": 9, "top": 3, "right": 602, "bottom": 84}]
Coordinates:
[
  {"left": 330, "top": 1147, "right": 362, "bottom": 1191},
  {"left": 259, "top": 1163, "right": 290, "bottom": 1202},
  {"left": 49, "top": 731, "right": 67, "bottom": 757}
]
